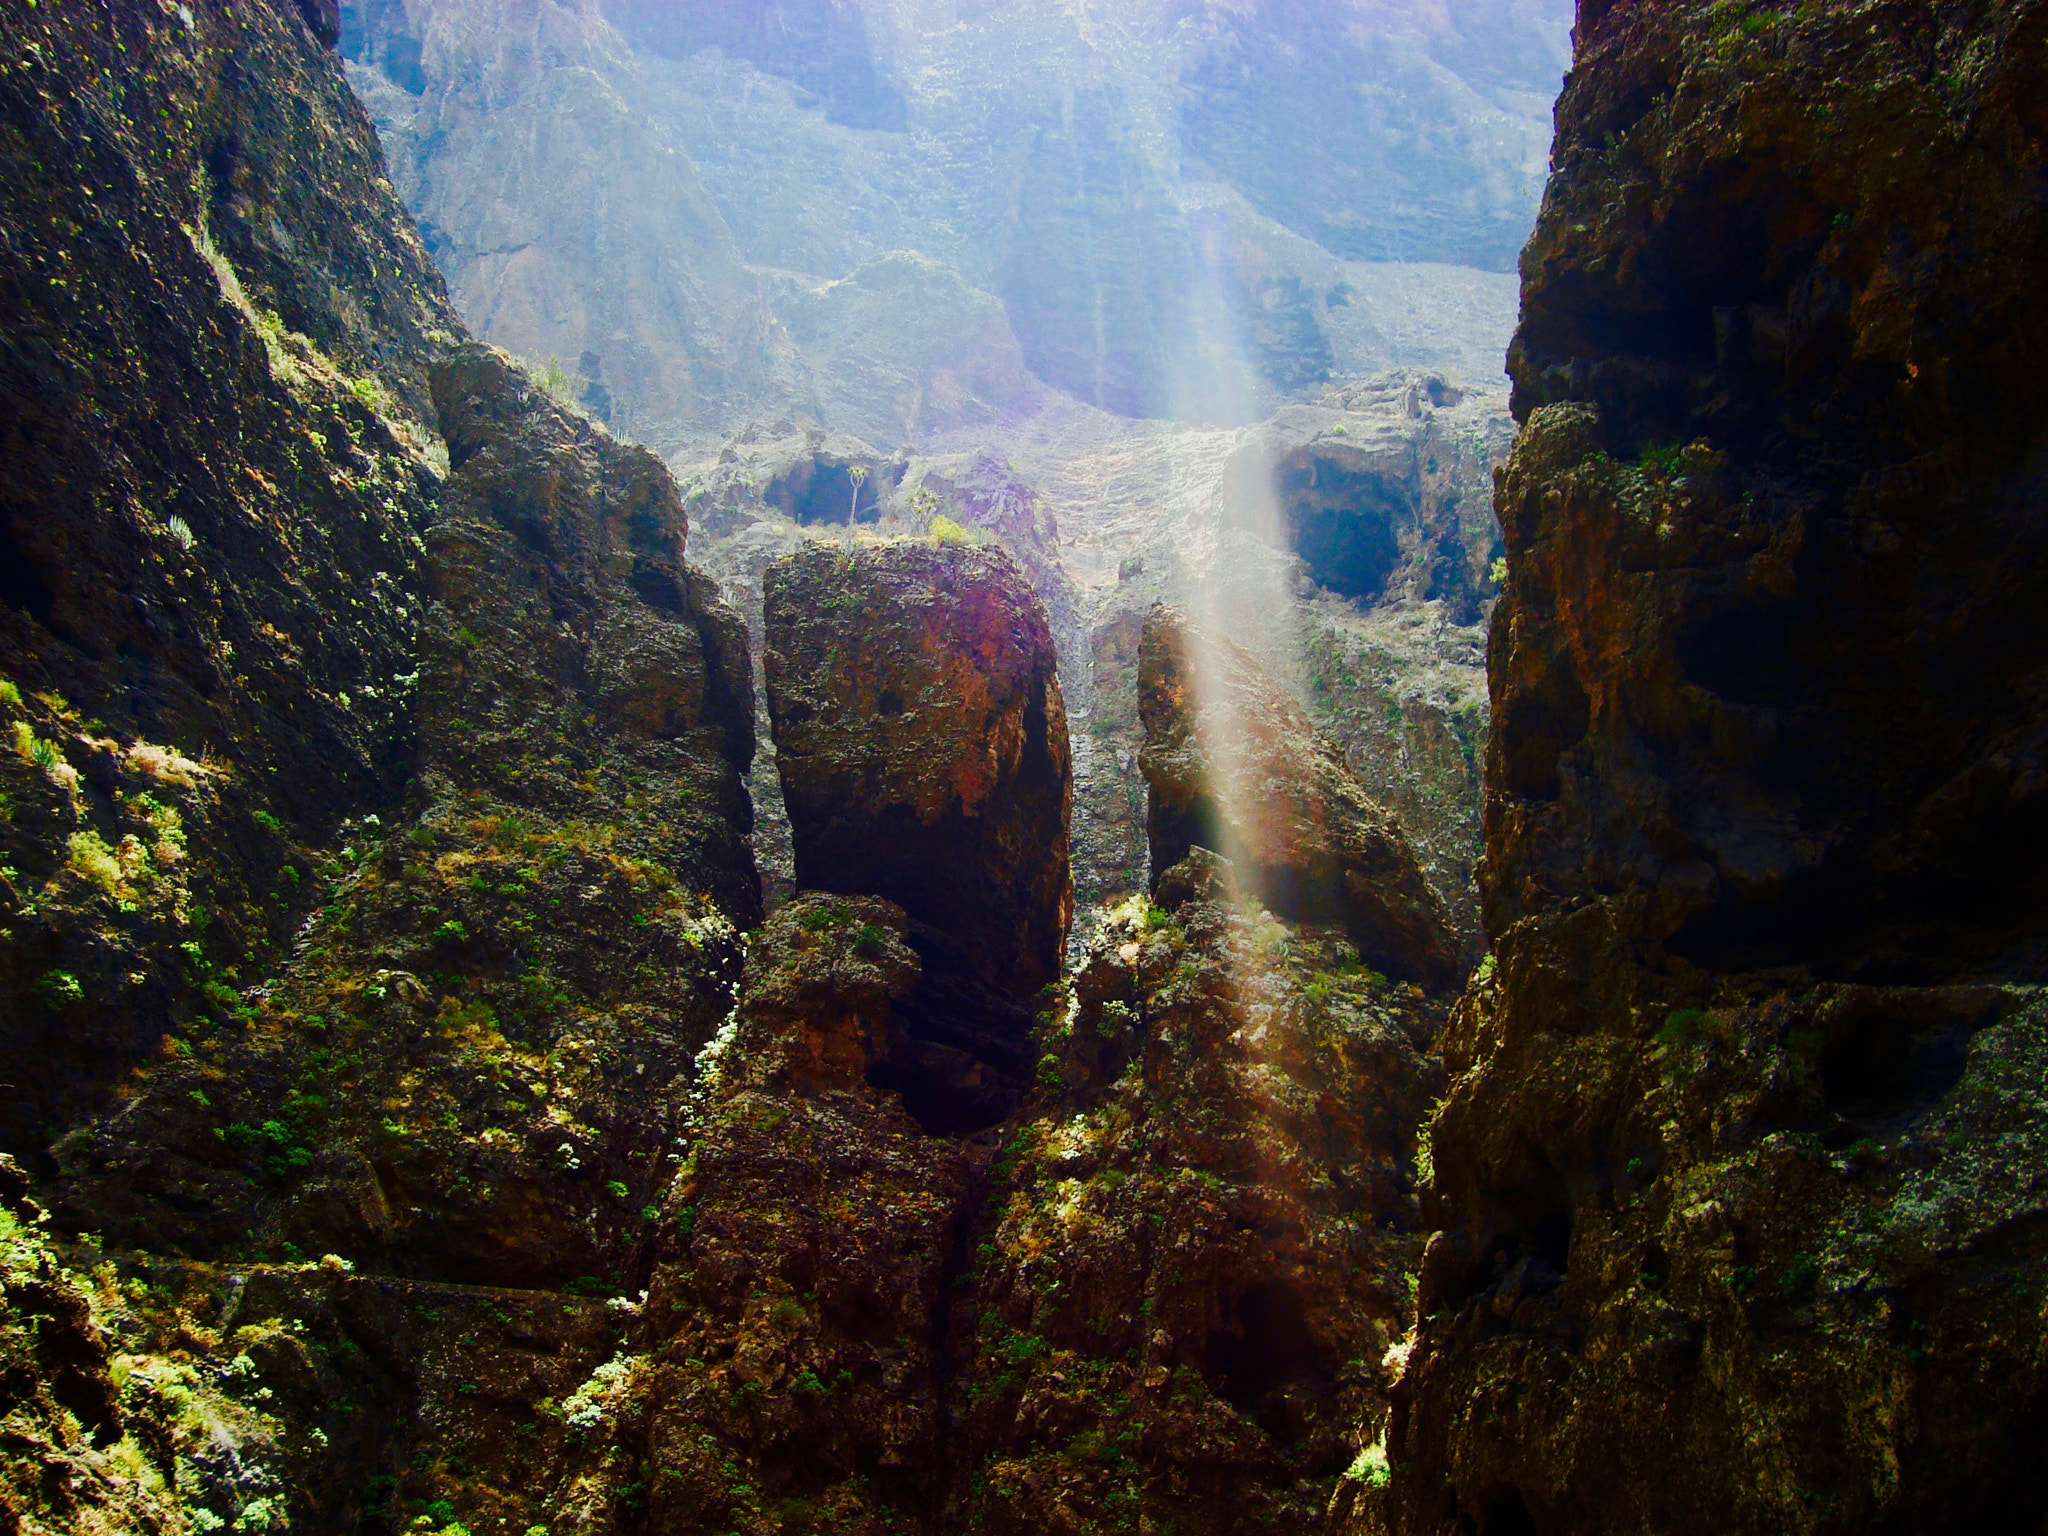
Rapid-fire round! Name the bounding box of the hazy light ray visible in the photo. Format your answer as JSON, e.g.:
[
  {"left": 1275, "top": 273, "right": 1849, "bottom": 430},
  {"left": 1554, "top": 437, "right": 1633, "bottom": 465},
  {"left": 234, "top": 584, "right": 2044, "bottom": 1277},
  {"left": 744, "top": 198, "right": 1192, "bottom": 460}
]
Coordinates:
[{"left": 1162, "top": 188, "right": 1309, "bottom": 949}]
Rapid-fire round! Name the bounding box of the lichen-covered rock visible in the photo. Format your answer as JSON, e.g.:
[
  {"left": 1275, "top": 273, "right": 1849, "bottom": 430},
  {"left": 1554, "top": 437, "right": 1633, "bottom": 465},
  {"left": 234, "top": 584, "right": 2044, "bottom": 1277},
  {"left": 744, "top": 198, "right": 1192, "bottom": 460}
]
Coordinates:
[
  {"left": 48, "top": 344, "right": 759, "bottom": 1290},
  {"left": 0, "top": 0, "right": 760, "bottom": 1527},
  {"left": 1382, "top": 3, "right": 2048, "bottom": 1532},
  {"left": 635, "top": 894, "right": 975, "bottom": 1534},
  {"left": 3, "top": 1221, "right": 634, "bottom": 1536},
  {"left": 943, "top": 859, "right": 1446, "bottom": 1535},
  {"left": 1139, "top": 607, "right": 1462, "bottom": 990},
  {"left": 765, "top": 540, "right": 1073, "bottom": 997},
  {"left": 0, "top": 0, "right": 457, "bottom": 1165}
]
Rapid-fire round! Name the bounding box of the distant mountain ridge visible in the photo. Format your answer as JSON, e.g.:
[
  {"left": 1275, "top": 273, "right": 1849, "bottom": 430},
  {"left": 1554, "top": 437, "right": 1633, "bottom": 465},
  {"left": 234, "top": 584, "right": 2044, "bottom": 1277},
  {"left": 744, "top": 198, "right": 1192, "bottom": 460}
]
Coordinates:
[{"left": 341, "top": 0, "right": 1569, "bottom": 449}]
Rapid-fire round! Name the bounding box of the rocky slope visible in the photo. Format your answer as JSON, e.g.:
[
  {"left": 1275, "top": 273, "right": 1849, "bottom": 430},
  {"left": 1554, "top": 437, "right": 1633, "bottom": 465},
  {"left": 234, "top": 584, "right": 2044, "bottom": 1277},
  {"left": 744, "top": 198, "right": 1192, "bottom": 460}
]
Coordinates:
[
  {"left": 1376, "top": 2, "right": 2048, "bottom": 1532},
  {"left": 0, "top": 0, "right": 452, "bottom": 1174}
]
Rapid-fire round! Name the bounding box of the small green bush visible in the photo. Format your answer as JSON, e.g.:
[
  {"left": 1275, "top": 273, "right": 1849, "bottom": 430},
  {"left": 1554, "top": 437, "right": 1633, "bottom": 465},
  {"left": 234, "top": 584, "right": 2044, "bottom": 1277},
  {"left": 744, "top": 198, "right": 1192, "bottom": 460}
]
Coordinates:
[
  {"left": 799, "top": 903, "right": 850, "bottom": 933},
  {"left": 1344, "top": 1443, "right": 1391, "bottom": 1488},
  {"left": 33, "top": 969, "right": 83, "bottom": 1008}
]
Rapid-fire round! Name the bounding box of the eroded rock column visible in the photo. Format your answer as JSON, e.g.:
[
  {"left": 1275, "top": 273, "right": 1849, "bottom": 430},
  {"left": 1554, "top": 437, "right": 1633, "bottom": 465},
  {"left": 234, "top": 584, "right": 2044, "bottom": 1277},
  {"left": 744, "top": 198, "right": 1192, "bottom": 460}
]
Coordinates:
[
  {"left": 764, "top": 541, "right": 1073, "bottom": 998},
  {"left": 1138, "top": 605, "right": 1463, "bottom": 990}
]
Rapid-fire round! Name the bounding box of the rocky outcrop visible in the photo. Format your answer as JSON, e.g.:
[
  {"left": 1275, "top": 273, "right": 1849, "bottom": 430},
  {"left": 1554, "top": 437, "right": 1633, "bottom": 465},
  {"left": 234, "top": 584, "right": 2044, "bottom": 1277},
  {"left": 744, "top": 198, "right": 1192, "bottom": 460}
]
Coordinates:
[
  {"left": 48, "top": 341, "right": 757, "bottom": 1291},
  {"left": 944, "top": 854, "right": 1445, "bottom": 1533},
  {"left": 1382, "top": 3, "right": 2048, "bottom": 1533},
  {"left": 581, "top": 862, "right": 1447, "bottom": 1535},
  {"left": 636, "top": 894, "right": 975, "bottom": 1532},
  {"left": 1139, "top": 608, "right": 1462, "bottom": 989},
  {"left": 765, "top": 540, "right": 1073, "bottom": 997}
]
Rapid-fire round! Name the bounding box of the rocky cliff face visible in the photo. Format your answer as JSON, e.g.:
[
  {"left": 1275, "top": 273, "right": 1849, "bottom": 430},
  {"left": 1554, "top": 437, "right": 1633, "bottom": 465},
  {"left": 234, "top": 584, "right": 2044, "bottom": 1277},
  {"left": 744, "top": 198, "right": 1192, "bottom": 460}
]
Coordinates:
[
  {"left": 0, "top": 0, "right": 453, "bottom": 1170},
  {"left": 50, "top": 341, "right": 757, "bottom": 1284},
  {"left": 613, "top": 860, "right": 1447, "bottom": 1536},
  {"left": 1380, "top": 3, "right": 2048, "bottom": 1532},
  {"left": 0, "top": 2, "right": 768, "bottom": 1526},
  {"left": 1139, "top": 609, "right": 1462, "bottom": 991},
  {"left": 342, "top": 0, "right": 814, "bottom": 452},
  {"left": 764, "top": 541, "right": 1072, "bottom": 999}
]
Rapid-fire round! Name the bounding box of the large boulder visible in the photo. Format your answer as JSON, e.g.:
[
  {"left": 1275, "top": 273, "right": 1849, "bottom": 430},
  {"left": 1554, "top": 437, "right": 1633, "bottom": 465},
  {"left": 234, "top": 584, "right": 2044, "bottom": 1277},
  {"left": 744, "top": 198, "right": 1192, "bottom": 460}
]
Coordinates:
[
  {"left": 1138, "top": 605, "right": 1461, "bottom": 989},
  {"left": 765, "top": 540, "right": 1073, "bottom": 997}
]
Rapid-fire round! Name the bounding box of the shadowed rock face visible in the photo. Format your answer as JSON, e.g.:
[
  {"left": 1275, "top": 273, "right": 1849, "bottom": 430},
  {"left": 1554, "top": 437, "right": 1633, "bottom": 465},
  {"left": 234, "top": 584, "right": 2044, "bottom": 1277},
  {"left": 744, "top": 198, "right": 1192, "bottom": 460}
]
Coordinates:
[
  {"left": 1378, "top": 3, "right": 2048, "bottom": 1533},
  {"left": 765, "top": 541, "right": 1073, "bottom": 997},
  {"left": 632, "top": 870, "right": 1449, "bottom": 1536},
  {"left": 638, "top": 895, "right": 972, "bottom": 1532},
  {"left": 1138, "top": 607, "right": 1463, "bottom": 989}
]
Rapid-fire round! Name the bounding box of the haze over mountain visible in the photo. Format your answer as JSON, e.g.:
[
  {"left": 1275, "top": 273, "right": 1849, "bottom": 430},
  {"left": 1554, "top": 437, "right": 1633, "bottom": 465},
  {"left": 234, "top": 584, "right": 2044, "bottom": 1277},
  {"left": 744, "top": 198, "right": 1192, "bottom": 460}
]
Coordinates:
[{"left": 340, "top": 0, "right": 1569, "bottom": 451}]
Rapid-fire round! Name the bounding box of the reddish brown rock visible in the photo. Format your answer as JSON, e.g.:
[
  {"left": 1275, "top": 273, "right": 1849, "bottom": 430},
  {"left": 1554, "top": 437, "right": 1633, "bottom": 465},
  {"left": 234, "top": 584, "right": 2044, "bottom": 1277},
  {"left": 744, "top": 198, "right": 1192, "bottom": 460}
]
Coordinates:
[
  {"left": 765, "top": 540, "right": 1073, "bottom": 997},
  {"left": 1381, "top": 4, "right": 2048, "bottom": 1534},
  {"left": 1139, "top": 605, "right": 1462, "bottom": 989}
]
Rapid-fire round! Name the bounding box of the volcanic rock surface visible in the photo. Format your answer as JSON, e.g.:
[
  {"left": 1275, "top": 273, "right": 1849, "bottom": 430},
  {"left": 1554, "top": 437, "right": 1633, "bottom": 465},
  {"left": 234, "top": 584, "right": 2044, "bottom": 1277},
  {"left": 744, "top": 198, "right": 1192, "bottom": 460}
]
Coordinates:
[
  {"left": 0, "top": 0, "right": 454, "bottom": 1164},
  {"left": 637, "top": 893, "right": 974, "bottom": 1531},
  {"left": 1377, "top": 3, "right": 2048, "bottom": 1533},
  {"left": 943, "top": 853, "right": 1447, "bottom": 1532},
  {"left": 48, "top": 337, "right": 758, "bottom": 1293},
  {"left": 764, "top": 540, "right": 1073, "bottom": 997},
  {"left": 1139, "top": 608, "right": 1462, "bottom": 990}
]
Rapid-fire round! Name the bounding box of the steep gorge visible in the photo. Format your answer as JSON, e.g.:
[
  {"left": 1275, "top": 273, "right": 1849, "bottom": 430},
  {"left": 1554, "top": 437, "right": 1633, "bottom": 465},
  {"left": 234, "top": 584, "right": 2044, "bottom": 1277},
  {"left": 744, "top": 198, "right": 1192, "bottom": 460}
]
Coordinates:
[{"left": 4, "top": 0, "right": 2046, "bottom": 1534}]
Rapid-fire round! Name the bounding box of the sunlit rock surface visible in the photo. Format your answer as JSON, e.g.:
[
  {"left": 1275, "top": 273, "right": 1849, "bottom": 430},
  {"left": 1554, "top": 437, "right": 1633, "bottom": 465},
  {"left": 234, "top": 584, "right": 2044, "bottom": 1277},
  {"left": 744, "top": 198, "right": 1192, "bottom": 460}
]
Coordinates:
[
  {"left": 51, "top": 340, "right": 758, "bottom": 1287},
  {"left": 1378, "top": 3, "right": 2048, "bottom": 1532},
  {"left": 1138, "top": 608, "right": 1463, "bottom": 991},
  {"left": 0, "top": 0, "right": 454, "bottom": 1165},
  {"left": 765, "top": 540, "right": 1073, "bottom": 998}
]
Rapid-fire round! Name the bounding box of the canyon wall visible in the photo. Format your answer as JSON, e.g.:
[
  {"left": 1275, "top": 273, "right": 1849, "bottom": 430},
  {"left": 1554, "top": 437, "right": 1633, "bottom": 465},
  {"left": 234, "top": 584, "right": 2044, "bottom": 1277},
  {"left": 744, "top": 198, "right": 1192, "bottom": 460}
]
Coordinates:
[{"left": 1377, "top": 2, "right": 2048, "bottom": 1531}]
